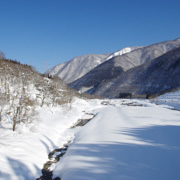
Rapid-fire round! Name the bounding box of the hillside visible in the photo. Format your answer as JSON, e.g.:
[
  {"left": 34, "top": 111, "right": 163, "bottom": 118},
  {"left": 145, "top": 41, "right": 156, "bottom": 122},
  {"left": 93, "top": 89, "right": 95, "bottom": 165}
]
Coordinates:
[
  {"left": 47, "top": 54, "right": 110, "bottom": 83},
  {"left": 0, "top": 58, "right": 77, "bottom": 132},
  {"left": 69, "top": 38, "right": 180, "bottom": 95},
  {"left": 1, "top": 48, "right": 180, "bottom": 180},
  {"left": 0, "top": 58, "right": 101, "bottom": 179},
  {"left": 47, "top": 47, "right": 141, "bottom": 84},
  {"left": 94, "top": 47, "right": 180, "bottom": 98}
]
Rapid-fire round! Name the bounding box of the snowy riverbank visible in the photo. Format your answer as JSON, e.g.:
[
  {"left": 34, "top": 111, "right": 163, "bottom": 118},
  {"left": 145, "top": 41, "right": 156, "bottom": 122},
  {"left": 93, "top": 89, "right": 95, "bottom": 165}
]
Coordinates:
[
  {"left": 53, "top": 99, "right": 180, "bottom": 180},
  {"left": 1, "top": 98, "right": 180, "bottom": 180},
  {"left": 0, "top": 98, "right": 104, "bottom": 179}
]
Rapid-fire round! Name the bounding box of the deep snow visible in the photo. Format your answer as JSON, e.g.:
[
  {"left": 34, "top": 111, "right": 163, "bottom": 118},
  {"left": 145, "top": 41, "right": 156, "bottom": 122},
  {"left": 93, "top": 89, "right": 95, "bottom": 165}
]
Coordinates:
[
  {"left": 1, "top": 98, "right": 180, "bottom": 180},
  {"left": 0, "top": 98, "right": 104, "bottom": 179},
  {"left": 53, "top": 99, "right": 180, "bottom": 180}
]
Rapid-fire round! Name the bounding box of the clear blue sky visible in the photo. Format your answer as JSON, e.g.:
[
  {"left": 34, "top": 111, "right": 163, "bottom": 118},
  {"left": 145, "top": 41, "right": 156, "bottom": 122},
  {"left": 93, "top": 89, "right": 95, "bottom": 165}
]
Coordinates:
[{"left": 0, "top": 0, "right": 180, "bottom": 72}]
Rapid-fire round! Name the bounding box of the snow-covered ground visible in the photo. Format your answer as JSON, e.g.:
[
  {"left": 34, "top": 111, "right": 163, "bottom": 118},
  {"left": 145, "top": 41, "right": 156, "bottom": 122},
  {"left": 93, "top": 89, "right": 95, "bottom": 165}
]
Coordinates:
[
  {"left": 0, "top": 98, "right": 104, "bottom": 179},
  {"left": 1, "top": 98, "right": 180, "bottom": 180},
  {"left": 152, "top": 90, "right": 180, "bottom": 110},
  {"left": 53, "top": 99, "right": 180, "bottom": 180}
]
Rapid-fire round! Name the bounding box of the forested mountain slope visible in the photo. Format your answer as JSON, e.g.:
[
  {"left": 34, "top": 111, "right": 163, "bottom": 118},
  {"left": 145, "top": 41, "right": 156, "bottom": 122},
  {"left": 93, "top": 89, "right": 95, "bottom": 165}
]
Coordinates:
[
  {"left": 69, "top": 38, "right": 180, "bottom": 96},
  {"left": 94, "top": 47, "right": 180, "bottom": 98}
]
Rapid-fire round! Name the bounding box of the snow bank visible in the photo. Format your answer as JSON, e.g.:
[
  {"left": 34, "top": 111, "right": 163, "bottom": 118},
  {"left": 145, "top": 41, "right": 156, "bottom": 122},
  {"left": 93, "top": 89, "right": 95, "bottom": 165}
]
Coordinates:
[
  {"left": 0, "top": 98, "right": 103, "bottom": 179},
  {"left": 1, "top": 98, "right": 180, "bottom": 180}
]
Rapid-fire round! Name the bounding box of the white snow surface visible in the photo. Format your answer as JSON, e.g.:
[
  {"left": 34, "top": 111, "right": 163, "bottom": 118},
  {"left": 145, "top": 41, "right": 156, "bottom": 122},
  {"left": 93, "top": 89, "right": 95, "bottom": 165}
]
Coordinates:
[
  {"left": 106, "top": 46, "right": 141, "bottom": 60},
  {"left": 53, "top": 99, "right": 180, "bottom": 180},
  {"left": 152, "top": 89, "right": 180, "bottom": 110},
  {"left": 1, "top": 98, "right": 180, "bottom": 180},
  {"left": 0, "top": 98, "right": 104, "bottom": 180}
]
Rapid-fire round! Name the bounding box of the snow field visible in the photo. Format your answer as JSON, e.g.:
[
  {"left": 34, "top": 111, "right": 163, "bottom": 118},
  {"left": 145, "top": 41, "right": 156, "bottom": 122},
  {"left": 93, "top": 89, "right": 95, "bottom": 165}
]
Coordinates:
[
  {"left": 1, "top": 98, "right": 180, "bottom": 180},
  {"left": 152, "top": 89, "right": 180, "bottom": 110},
  {"left": 53, "top": 99, "right": 180, "bottom": 180},
  {"left": 0, "top": 98, "right": 103, "bottom": 179}
]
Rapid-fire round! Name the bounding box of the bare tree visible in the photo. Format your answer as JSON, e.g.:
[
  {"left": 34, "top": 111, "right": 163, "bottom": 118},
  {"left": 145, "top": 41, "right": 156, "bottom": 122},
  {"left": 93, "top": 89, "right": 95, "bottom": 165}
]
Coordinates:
[
  {"left": 0, "top": 93, "right": 9, "bottom": 123},
  {"left": 0, "top": 51, "right": 5, "bottom": 59}
]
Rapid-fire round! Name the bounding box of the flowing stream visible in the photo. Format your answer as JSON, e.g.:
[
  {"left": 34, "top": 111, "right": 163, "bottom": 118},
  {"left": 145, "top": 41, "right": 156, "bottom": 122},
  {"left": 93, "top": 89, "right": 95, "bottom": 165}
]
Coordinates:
[{"left": 36, "top": 112, "right": 96, "bottom": 180}]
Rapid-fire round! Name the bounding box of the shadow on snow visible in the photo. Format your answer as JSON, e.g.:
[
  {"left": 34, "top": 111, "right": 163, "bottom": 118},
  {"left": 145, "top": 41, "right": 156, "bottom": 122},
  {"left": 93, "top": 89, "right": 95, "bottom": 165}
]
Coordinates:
[{"left": 61, "top": 125, "right": 180, "bottom": 180}]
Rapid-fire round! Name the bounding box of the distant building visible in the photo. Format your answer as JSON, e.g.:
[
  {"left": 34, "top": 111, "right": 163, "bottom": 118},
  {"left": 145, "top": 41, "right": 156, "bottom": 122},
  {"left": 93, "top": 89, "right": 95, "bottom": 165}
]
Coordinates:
[{"left": 118, "top": 93, "right": 132, "bottom": 99}]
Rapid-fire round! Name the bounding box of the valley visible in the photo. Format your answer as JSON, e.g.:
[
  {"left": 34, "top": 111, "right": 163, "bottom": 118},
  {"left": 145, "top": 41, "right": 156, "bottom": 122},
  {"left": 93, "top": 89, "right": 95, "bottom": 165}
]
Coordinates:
[{"left": 0, "top": 37, "right": 180, "bottom": 180}]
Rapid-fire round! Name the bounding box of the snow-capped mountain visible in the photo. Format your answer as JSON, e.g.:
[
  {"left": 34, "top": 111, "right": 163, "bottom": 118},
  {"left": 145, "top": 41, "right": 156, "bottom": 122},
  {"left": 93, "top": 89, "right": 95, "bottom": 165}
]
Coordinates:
[
  {"left": 47, "top": 54, "right": 110, "bottom": 83},
  {"left": 0, "top": 58, "right": 77, "bottom": 132},
  {"left": 106, "top": 46, "right": 142, "bottom": 60},
  {"left": 47, "top": 47, "right": 141, "bottom": 84},
  {"left": 69, "top": 38, "right": 180, "bottom": 95},
  {"left": 94, "top": 47, "right": 180, "bottom": 98}
]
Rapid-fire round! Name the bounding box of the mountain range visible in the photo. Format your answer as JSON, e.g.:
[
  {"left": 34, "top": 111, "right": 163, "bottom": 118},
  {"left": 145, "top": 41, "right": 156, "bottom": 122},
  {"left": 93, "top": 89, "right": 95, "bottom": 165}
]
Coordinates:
[
  {"left": 47, "top": 47, "right": 140, "bottom": 83},
  {"left": 48, "top": 38, "right": 180, "bottom": 98}
]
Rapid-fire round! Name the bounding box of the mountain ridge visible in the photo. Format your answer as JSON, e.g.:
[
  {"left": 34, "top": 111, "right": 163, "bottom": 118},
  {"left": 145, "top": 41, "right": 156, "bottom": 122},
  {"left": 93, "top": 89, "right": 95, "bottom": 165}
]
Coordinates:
[
  {"left": 47, "top": 46, "right": 143, "bottom": 83},
  {"left": 69, "top": 38, "right": 180, "bottom": 96},
  {"left": 94, "top": 47, "right": 180, "bottom": 98}
]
